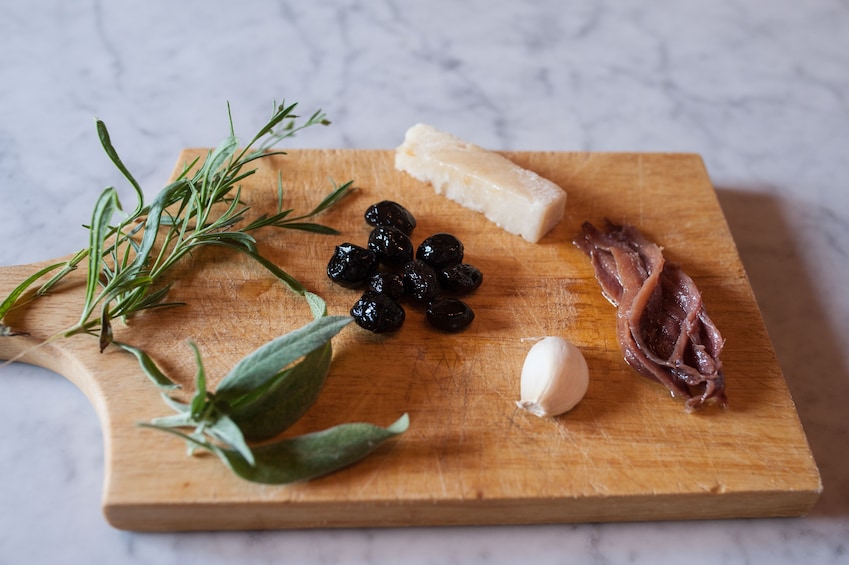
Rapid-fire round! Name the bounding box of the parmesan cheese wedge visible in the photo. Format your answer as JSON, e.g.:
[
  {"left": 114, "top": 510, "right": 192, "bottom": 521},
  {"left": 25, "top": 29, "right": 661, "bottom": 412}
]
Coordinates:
[{"left": 394, "top": 123, "right": 567, "bottom": 243}]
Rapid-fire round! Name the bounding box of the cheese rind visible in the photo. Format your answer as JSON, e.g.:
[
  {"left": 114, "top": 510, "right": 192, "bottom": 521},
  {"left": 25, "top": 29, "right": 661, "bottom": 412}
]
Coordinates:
[{"left": 394, "top": 123, "right": 567, "bottom": 243}]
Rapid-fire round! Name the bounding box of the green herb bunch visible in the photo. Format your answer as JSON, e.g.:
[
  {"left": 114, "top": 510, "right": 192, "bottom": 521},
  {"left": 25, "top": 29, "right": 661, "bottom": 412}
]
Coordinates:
[
  {"left": 1, "top": 101, "right": 349, "bottom": 348},
  {"left": 138, "top": 312, "right": 407, "bottom": 484},
  {"left": 0, "top": 100, "right": 408, "bottom": 484}
]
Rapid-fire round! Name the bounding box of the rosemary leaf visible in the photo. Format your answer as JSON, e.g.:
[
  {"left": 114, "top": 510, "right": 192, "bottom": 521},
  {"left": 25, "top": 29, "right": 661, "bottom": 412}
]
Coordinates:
[
  {"left": 0, "top": 262, "right": 65, "bottom": 320},
  {"left": 121, "top": 283, "right": 182, "bottom": 314},
  {"left": 96, "top": 118, "right": 144, "bottom": 217},
  {"left": 98, "top": 306, "right": 113, "bottom": 352},
  {"left": 249, "top": 101, "right": 299, "bottom": 146},
  {"left": 36, "top": 249, "right": 88, "bottom": 297},
  {"left": 82, "top": 187, "right": 122, "bottom": 325},
  {"left": 306, "top": 179, "right": 356, "bottom": 216},
  {"left": 241, "top": 210, "right": 295, "bottom": 232},
  {"left": 200, "top": 135, "right": 239, "bottom": 186},
  {"left": 112, "top": 341, "right": 180, "bottom": 390},
  {"left": 193, "top": 231, "right": 257, "bottom": 251},
  {"left": 130, "top": 178, "right": 191, "bottom": 273},
  {"left": 272, "top": 222, "right": 340, "bottom": 235},
  {"left": 232, "top": 247, "right": 308, "bottom": 296},
  {"left": 0, "top": 324, "right": 28, "bottom": 337}
]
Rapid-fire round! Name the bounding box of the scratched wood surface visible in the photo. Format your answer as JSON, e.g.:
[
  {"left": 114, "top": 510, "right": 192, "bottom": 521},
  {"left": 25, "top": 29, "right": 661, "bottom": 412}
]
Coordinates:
[{"left": 0, "top": 149, "right": 821, "bottom": 531}]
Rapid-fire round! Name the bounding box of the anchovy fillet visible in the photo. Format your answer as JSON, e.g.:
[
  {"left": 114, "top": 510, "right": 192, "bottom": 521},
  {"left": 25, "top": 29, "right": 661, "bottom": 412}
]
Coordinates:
[{"left": 574, "top": 220, "right": 727, "bottom": 410}]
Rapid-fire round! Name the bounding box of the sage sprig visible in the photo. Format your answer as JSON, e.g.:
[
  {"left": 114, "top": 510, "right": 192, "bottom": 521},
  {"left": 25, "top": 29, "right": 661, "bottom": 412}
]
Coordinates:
[{"left": 140, "top": 314, "right": 409, "bottom": 484}]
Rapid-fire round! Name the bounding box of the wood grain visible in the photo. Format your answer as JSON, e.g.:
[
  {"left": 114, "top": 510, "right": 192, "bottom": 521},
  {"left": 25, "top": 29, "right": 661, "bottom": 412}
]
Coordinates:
[{"left": 0, "top": 149, "right": 821, "bottom": 531}]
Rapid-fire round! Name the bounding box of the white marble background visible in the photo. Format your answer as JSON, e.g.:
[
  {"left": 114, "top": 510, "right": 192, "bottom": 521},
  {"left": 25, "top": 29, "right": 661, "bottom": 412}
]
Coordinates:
[{"left": 1, "top": 0, "right": 848, "bottom": 563}]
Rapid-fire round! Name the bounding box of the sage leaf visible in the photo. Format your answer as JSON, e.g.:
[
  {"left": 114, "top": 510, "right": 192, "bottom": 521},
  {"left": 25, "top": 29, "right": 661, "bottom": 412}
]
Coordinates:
[
  {"left": 215, "top": 315, "right": 352, "bottom": 403},
  {"left": 230, "top": 341, "right": 332, "bottom": 441},
  {"left": 305, "top": 291, "right": 327, "bottom": 319},
  {"left": 188, "top": 341, "right": 208, "bottom": 419},
  {"left": 217, "top": 413, "right": 409, "bottom": 484},
  {"left": 159, "top": 392, "right": 189, "bottom": 414},
  {"left": 205, "top": 414, "right": 254, "bottom": 466},
  {"left": 149, "top": 413, "right": 193, "bottom": 428}
]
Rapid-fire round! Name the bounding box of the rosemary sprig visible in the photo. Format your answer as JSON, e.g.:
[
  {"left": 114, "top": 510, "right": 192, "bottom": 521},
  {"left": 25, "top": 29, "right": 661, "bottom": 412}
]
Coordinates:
[{"left": 0, "top": 101, "right": 354, "bottom": 352}]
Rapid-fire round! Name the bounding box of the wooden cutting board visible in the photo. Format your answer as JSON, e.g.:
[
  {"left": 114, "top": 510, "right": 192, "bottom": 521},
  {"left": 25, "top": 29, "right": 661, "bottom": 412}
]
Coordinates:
[{"left": 0, "top": 149, "right": 821, "bottom": 531}]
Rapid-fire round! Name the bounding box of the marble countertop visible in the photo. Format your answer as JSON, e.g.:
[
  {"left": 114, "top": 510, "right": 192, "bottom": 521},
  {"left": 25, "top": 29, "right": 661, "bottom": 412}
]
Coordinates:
[{"left": 1, "top": 1, "right": 848, "bottom": 563}]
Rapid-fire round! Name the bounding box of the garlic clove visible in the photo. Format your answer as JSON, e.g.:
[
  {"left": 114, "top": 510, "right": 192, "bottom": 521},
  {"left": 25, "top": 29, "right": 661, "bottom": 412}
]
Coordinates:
[{"left": 517, "top": 336, "right": 589, "bottom": 417}]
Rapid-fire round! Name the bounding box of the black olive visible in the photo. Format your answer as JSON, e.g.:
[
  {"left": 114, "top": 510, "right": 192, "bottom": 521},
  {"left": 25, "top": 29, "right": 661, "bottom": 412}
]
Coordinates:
[
  {"left": 350, "top": 293, "right": 406, "bottom": 333},
  {"left": 402, "top": 260, "right": 441, "bottom": 304},
  {"left": 416, "top": 233, "right": 464, "bottom": 269},
  {"left": 366, "top": 272, "right": 405, "bottom": 301},
  {"left": 439, "top": 263, "right": 483, "bottom": 294},
  {"left": 426, "top": 298, "right": 475, "bottom": 332},
  {"left": 326, "top": 243, "right": 379, "bottom": 288},
  {"left": 364, "top": 200, "right": 417, "bottom": 235},
  {"left": 367, "top": 226, "right": 414, "bottom": 267}
]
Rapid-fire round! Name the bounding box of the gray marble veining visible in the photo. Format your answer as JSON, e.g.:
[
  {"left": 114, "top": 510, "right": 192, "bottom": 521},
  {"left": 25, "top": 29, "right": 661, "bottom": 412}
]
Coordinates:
[{"left": 1, "top": 1, "right": 848, "bottom": 563}]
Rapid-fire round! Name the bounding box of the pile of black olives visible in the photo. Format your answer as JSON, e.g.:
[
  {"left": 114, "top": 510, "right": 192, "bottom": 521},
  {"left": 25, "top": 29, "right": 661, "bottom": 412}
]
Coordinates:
[{"left": 327, "top": 200, "right": 483, "bottom": 333}]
